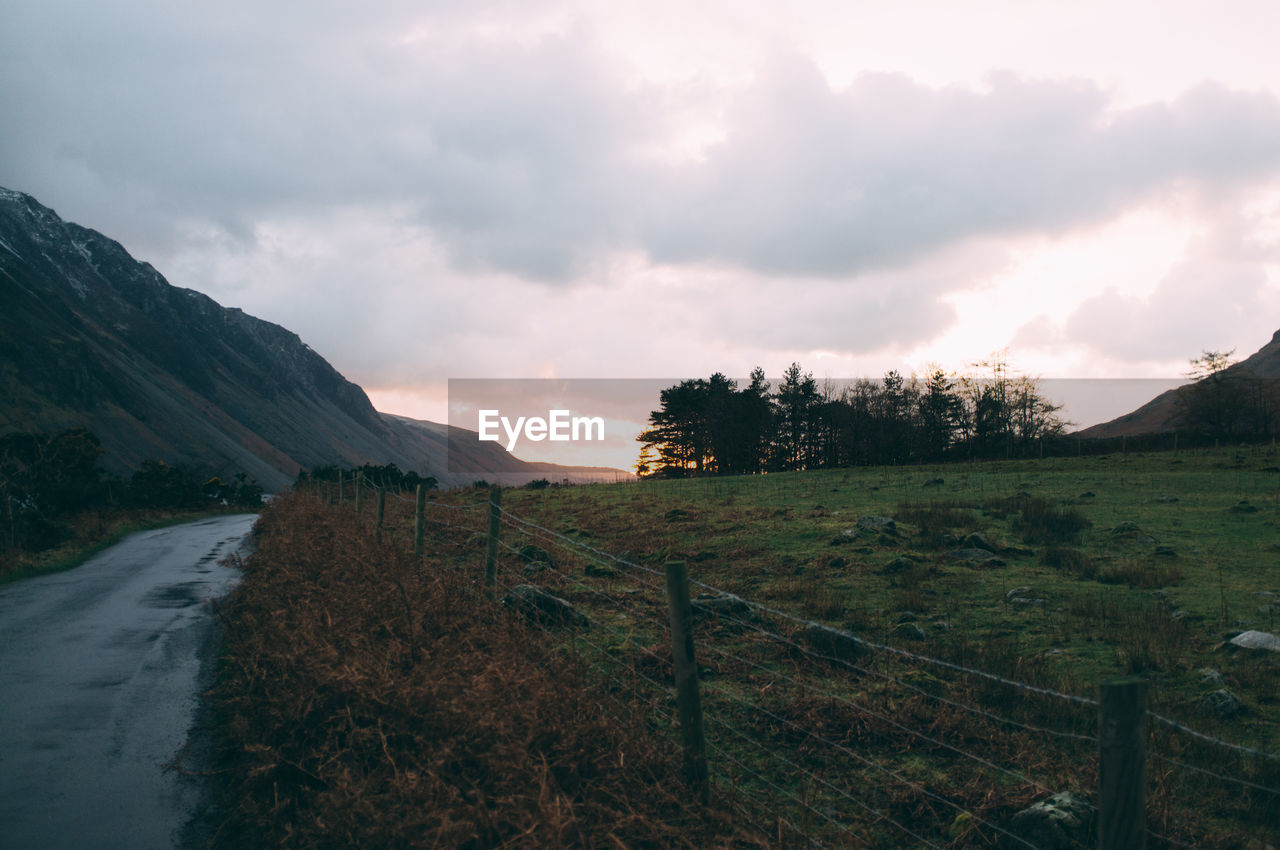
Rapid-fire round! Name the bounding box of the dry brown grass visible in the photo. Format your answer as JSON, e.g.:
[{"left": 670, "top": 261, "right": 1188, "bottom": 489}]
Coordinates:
[{"left": 208, "top": 491, "right": 760, "bottom": 848}]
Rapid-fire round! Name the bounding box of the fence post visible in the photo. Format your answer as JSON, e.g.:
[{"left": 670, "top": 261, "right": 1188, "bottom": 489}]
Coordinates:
[
  {"left": 663, "top": 559, "right": 710, "bottom": 805},
  {"left": 375, "top": 487, "right": 386, "bottom": 544},
  {"left": 414, "top": 484, "right": 425, "bottom": 556},
  {"left": 1099, "top": 679, "right": 1147, "bottom": 850},
  {"left": 337, "top": 470, "right": 344, "bottom": 504},
  {"left": 354, "top": 472, "right": 363, "bottom": 514},
  {"left": 485, "top": 487, "right": 501, "bottom": 592}
]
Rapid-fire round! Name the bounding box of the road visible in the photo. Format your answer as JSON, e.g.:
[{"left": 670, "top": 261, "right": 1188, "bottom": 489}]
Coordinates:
[{"left": 0, "top": 514, "right": 257, "bottom": 850}]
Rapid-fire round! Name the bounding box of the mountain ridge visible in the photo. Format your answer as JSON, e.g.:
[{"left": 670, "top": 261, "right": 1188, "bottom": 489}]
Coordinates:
[{"left": 0, "top": 188, "right": 630, "bottom": 489}]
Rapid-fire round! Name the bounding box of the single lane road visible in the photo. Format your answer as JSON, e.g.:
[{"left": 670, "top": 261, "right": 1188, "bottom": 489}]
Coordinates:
[{"left": 0, "top": 514, "right": 257, "bottom": 849}]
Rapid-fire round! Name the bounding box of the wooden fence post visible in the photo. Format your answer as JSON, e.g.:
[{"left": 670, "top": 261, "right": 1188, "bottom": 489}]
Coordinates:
[
  {"left": 485, "top": 487, "right": 501, "bottom": 592},
  {"left": 1099, "top": 679, "right": 1147, "bottom": 850},
  {"left": 414, "top": 483, "right": 425, "bottom": 556},
  {"left": 663, "top": 559, "right": 710, "bottom": 805},
  {"left": 337, "top": 470, "right": 344, "bottom": 503},
  {"left": 355, "top": 472, "right": 363, "bottom": 514},
  {"left": 375, "top": 487, "right": 386, "bottom": 544}
]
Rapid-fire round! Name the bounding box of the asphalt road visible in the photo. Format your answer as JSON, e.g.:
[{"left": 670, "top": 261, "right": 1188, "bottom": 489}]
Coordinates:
[{"left": 0, "top": 514, "right": 257, "bottom": 850}]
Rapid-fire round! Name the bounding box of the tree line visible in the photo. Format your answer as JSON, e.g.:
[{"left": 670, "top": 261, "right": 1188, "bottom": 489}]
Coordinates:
[
  {"left": 1, "top": 428, "right": 264, "bottom": 557},
  {"left": 636, "top": 356, "right": 1068, "bottom": 477}
]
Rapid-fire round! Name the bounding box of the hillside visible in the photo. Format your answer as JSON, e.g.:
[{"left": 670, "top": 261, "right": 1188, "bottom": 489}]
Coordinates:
[
  {"left": 0, "top": 189, "right": 625, "bottom": 489},
  {"left": 1077, "top": 330, "right": 1280, "bottom": 439}
]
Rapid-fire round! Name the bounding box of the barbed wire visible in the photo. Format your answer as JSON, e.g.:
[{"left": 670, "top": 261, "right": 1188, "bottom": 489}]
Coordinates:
[
  {"left": 704, "top": 715, "right": 939, "bottom": 848},
  {"left": 1148, "top": 750, "right": 1280, "bottom": 796},
  {"left": 702, "top": 679, "right": 1049, "bottom": 850},
  {"left": 693, "top": 636, "right": 1094, "bottom": 808},
  {"left": 1147, "top": 710, "right": 1280, "bottom": 762}
]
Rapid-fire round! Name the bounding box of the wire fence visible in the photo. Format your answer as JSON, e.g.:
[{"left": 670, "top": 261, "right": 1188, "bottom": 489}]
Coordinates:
[{"left": 312, "top": 476, "right": 1280, "bottom": 848}]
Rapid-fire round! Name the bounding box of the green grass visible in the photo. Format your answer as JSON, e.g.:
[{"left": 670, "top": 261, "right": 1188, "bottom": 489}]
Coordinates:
[{"left": 475, "top": 445, "right": 1280, "bottom": 846}]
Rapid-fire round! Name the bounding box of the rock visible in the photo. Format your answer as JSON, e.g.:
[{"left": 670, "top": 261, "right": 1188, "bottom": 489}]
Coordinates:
[
  {"left": 584, "top": 561, "right": 619, "bottom": 578},
  {"left": 501, "top": 585, "right": 588, "bottom": 627},
  {"left": 518, "top": 544, "right": 554, "bottom": 567},
  {"left": 1156, "top": 493, "right": 1180, "bottom": 502},
  {"left": 895, "top": 611, "right": 917, "bottom": 623},
  {"left": 965, "top": 532, "right": 998, "bottom": 552},
  {"left": 941, "top": 532, "right": 961, "bottom": 547},
  {"left": 1199, "top": 668, "right": 1228, "bottom": 688},
  {"left": 857, "top": 515, "right": 898, "bottom": 535},
  {"left": 664, "top": 508, "right": 690, "bottom": 522},
  {"left": 1111, "top": 521, "right": 1141, "bottom": 535},
  {"left": 1079, "top": 491, "right": 1096, "bottom": 498},
  {"left": 801, "top": 623, "right": 870, "bottom": 663},
  {"left": 521, "top": 562, "right": 548, "bottom": 576},
  {"left": 1006, "top": 586, "right": 1033, "bottom": 601},
  {"left": 949, "top": 548, "right": 1005, "bottom": 566},
  {"left": 1230, "top": 500, "right": 1260, "bottom": 514},
  {"left": 1200, "top": 688, "right": 1243, "bottom": 719},
  {"left": 827, "top": 556, "right": 848, "bottom": 569},
  {"left": 1010, "top": 596, "right": 1048, "bottom": 607},
  {"left": 876, "top": 556, "right": 915, "bottom": 575},
  {"left": 1136, "top": 534, "right": 1159, "bottom": 545},
  {"left": 892, "top": 622, "right": 926, "bottom": 641},
  {"left": 1228, "top": 630, "right": 1280, "bottom": 653},
  {"left": 1154, "top": 544, "right": 1177, "bottom": 557},
  {"left": 691, "top": 550, "right": 716, "bottom": 562},
  {"left": 1256, "top": 591, "right": 1277, "bottom": 599},
  {"left": 692, "top": 593, "right": 756, "bottom": 623},
  {"left": 923, "top": 477, "right": 945, "bottom": 487},
  {"left": 1003, "top": 792, "right": 1094, "bottom": 850}
]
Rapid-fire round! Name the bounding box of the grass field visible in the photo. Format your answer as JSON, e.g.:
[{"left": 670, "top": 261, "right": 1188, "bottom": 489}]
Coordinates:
[{"left": 222, "top": 445, "right": 1280, "bottom": 848}]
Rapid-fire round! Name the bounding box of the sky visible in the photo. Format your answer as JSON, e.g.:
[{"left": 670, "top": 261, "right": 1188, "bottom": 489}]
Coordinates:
[{"left": 4, "top": 0, "right": 1280, "bottom": 462}]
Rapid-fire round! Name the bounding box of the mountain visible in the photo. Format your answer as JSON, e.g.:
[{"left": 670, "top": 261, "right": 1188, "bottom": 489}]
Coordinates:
[
  {"left": 0, "top": 188, "right": 630, "bottom": 489},
  {"left": 1076, "top": 331, "right": 1280, "bottom": 439}
]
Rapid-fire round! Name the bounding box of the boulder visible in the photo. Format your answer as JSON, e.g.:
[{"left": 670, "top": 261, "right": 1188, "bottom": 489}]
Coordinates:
[
  {"left": 1228, "top": 630, "right": 1280, "bottom": 653},
  {"left": 876, "top": 556, "right": 915, "bottom": 575},
  {"left": 1002, "top": 792, "right": 1094, "bottom": 850},
  {"left": 664, "top": 508, "right": 690, "bottom": 522},
  {"left": 501, "top": 585, "right": 588, "bottom": 627},
  {"left": 857, "top": 515, "right": 898, "bottom": 536},
  {"left": 1200, "top": 688, "right": 1243, "bottom": 719},
  {"left": 1153, "top": 545, "right": 1177, "bottom": 557},
  {"left": 801, "top": 623, "right": 871, "bottom": 663},
  {"left": 1230, "top": 500, "right": 1260, "bottom": 514},
  {"left": 964, "top": 532, "right": 997, "bottom": 552},
  {"left": 892, "top": 622, "right": 926, "bottom": 641},
  {"left": 518, "top": 544, "right": 554, "bottom": 567},
  {"left": 584, "top": 561, "right": 619, "bottom": 578},
  {"left": 949, "top": 548, "right": 1005, "bottom": 566}
]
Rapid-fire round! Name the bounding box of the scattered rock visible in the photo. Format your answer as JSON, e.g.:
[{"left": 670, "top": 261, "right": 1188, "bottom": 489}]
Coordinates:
[
  {"left": 964, "top": 532, "right": 997, "bottom": 552},
  {"left": 1154, "top": 545, "right": 1177, "bottom": 557},
  {"left": 941, "top": 532, "right": 961, "bottom": 547},
  {"left": 892, "top": 622, "right": 927, "bottom": 641},
  {"left": 877, "top": 533, "right": 900, "bottom": 547},
  {"left": 1010, "top": 596, "right": 1048, "bottom": 607},
  {"left": 857, "top": 515, "right": 898, "bottom": 535},
  {"left": 801, "top": 623, "right": 871, "bottom": 663},
  {"left": 1228, "top": 630, "right": 1280, "bottom": 653},
  {"left": 521, "top": 562, "right": 548, "bottom": 576},
  {"left": 923, "top": 477, "right": 945, "bottom": 487},
  {"left": 949, "top": 548, "right": 1005, "bottom": 566},
  {"left": 664, "top": 508, "right": 690, "bottom": 522},
  {"left": 691, "top": 550, "right": 716, "bottom": 562},
  {"left": 501, "top": 585, "right": 588, "bottom": 627},
  {"left": 584, "top": 561, "right": 619, "bottom": 578},
  {"left": 1079, "top": 491, "right": 1096, "bottom": 499},
  {"left": 1002, "top": 792, "right": 1094, "bottom": 850},
  {"left": 1111, "top": 521, "right": 1141, "bottom": 535},
  {"left": 1200, "top": 688, "right": 1243, "bottom": 719},
  {"left": 895, "top": 611, "right": 918, "bottom": 623},
  {"left": 1006, "top": 586, "right": 1033, "bottom": 601},
  {"left": 1136, "top": 534, "right": 1159, "bottom": 545},
  {"left": 1230, "top": 500, "right": 1260, "bottom": 514},
  {"left": 1256, "top": 591, "right": 1277, "bottom": 599},
  {"left": 1156, "top": 493, "right": 1180, "bottom": 503},
  {"left": 827, "top": 556, "right": 848, "bottom": 569}
]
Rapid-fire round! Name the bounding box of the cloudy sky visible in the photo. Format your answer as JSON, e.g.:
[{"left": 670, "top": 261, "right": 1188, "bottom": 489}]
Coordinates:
[{"left": 4, "top": 0, "right": 1280, "bottom": 434}]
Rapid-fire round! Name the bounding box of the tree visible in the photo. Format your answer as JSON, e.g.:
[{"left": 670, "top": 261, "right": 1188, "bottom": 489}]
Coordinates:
[{"left": 1179, "top": 349, "right": 1245, "bottom": 439}]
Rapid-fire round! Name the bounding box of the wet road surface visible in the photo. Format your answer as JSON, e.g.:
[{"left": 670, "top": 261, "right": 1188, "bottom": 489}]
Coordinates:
[{"left": 0, "top": 514, "right": 257, "bottom": 850}]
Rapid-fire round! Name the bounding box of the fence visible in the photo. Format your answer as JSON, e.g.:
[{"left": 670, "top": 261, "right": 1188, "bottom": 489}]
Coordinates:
[{"left": 308, "top": 475, "right": 1280, "bottom": 848}]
